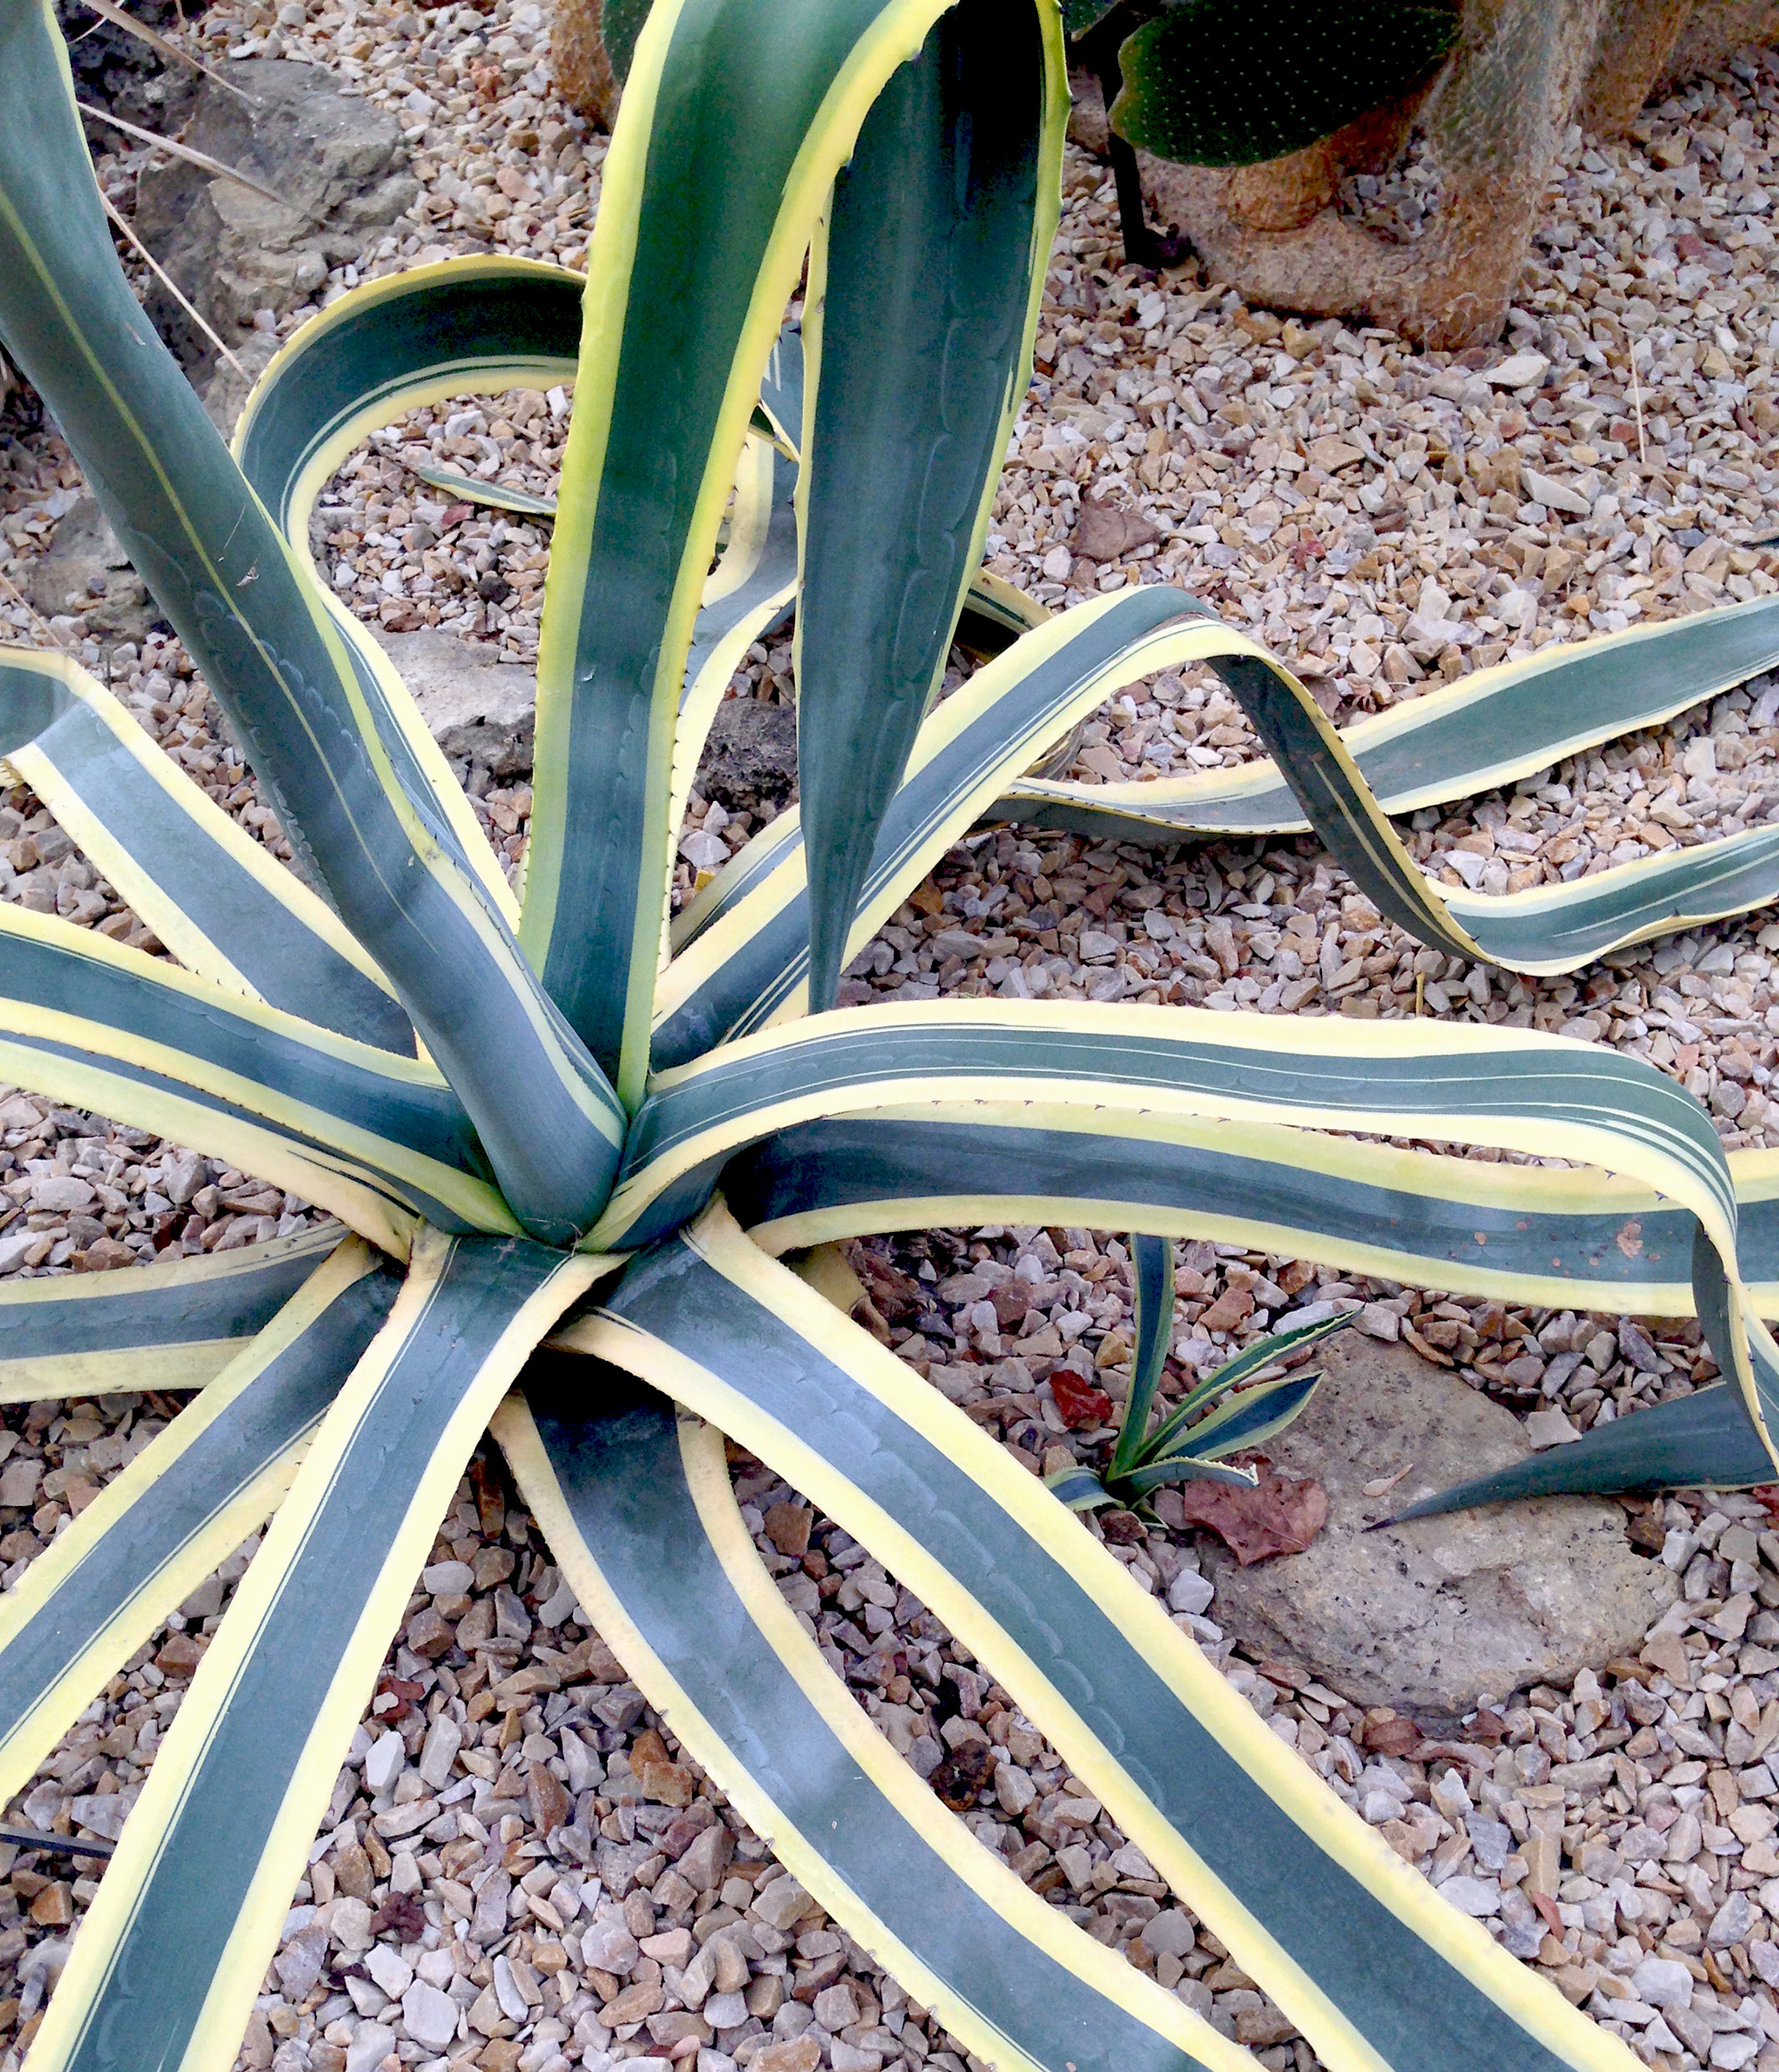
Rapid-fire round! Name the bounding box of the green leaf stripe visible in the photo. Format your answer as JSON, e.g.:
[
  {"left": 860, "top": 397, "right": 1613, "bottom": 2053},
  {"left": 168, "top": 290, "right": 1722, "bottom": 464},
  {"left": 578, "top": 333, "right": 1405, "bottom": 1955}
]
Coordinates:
[
  {"left": 0, "top": 1223, "right": 342, "bottom": 1402},
  {"left": 0, "top": 649, "right": 412, "bottom": 1052},
  {"left": 501, "top": 1375, "right": 1245, "bottom": 2072},
  {"left": 571, "top": 1204, "right": 1637, "bottom": 2072}
]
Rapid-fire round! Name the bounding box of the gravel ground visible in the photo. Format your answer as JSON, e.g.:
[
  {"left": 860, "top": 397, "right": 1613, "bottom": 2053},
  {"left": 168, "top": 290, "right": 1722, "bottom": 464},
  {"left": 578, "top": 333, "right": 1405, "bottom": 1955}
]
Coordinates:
[{"left": 5, "top": 3, "right": 1779, "bottom": 2068}]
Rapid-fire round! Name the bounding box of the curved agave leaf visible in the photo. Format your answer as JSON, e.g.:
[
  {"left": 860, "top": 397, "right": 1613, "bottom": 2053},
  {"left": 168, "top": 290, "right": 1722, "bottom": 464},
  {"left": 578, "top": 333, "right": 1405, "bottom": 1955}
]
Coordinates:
[
  {"left": 0, "top": 647, "right": 412, "bottom": 1052},
  {"left": 669, "top": 582, "right": 1779, "bottom": 1052},
  {"left": 0, "top": 1223, "right": 342, "bottom": 1402},
  {"left": 655, "top": 588, "right": 1216, "bottom": 1064},
  {"left": 496, "top": 1378, "right": 1250, "bottom": 2072},
  {"left": 999, "top": 598, "right": 1779, "bottom": 840},
  {"left": 718, "top": 1095, "right": 1779, "bottom": 1320},
  {"left": 608, "top": 998, "right": 1777, "bottom": 1465},
  {"left": 560, "top": 1202, "right": 1639, "bottom": 2072},
  {"left": 1389, "top": 1233, "right": 1779, "bottom": 1518},
  {"left": 26, "top": 1230, "right": 607, "bottom": 2072},
  {"left": 0, "top": 1238, "right": 396, "bottom": 1812},
  {"left": 237, "top": 265, "right": 806, "bottom": 869},
  {"left": 0, "top": 900, "right": 509, "bottom": 1249},
  {"left": 0, "top": 6, "right": 624, "bottom": 1242}
]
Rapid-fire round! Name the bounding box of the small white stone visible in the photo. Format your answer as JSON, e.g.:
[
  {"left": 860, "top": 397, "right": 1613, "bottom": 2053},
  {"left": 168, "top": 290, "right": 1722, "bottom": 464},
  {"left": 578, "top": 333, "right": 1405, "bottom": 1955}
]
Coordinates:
[
  {"left": 363, "top": 1727, "right": 406, "bottom": 1794},
  {"left": 422, "top": 1559, "right": 474, "bottom": 1595},
  {"left": 1486, "top": 352, "right": 1550, "bottom": 387},
  {"left": 417, "top": 1713, "right": 463, "bottom": 1790},
  {"left": 401, "top": 1979, "right": 460, "bottom": 2052},
  {"left": 1437, "top": 1876, "right": 1501, "bottom": 1916},
  {"left": 366, "top": 1943, "right": 413, "bottom": 1999},
  {"left": 343, "top": 2025, "right": 395, "bottom": 2072},
  {"left": 1524, "top": 1408, "right": 1581, "bottom": 1448},
  {"left": 1632, "top": 1956, "right": 1694, "bottom": 2009},
  {"left": 1167, "top": 1568, "right": 1214, "bottom": 1617}
]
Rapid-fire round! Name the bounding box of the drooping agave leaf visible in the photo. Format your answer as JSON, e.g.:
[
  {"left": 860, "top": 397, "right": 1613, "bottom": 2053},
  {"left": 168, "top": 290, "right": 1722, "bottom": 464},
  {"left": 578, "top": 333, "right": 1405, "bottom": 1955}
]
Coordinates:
[
  {"left": 1386, "top": 1381, "right": 1779, "bottom": 1522},
  {"left": 655, "top": 588, "right": 1216, "bottom": 1063},
  {"left": 0, "top": 900, "right": 507, "bottom": 1250},
  {"left": 795, "top": 0, "right": 1056, "bottom": 1010},
  {"left": 498, "top": 1378, "right": 1250, "bottom": 2072},
  {"left": 561, "top": 1200, "right": 1635, "bottom": 2072},
  {"left": 0, "top": 1239, "right": 396, "bottom": 1812},
  {"left": 606, "top": 997, "right": 1777, "bottom": 1476},
  {"left": 27, "top": 1231, "right": 606, "bottom": 2072},
  {"left": 0, "top": 9, "right": 625, "bottom": 1243},
  {"left": 1390, "top": 1234, "right": 1779, "bottom": 1519},
  {"left": 1110, "top": 0, "right": 1460, "bottom": 167},
  {"left": 0, "top": 649, "right": 412, "bottom": 1052},
  {"left": 0, "top": 1225, "right": 342, "bottom": 1402},
  {"left": 658, "top": 592, "right": 1779, "bottom": 1074},
  {"left": 721, "top": 1108, "right": 1779, "bottom": 1325}
]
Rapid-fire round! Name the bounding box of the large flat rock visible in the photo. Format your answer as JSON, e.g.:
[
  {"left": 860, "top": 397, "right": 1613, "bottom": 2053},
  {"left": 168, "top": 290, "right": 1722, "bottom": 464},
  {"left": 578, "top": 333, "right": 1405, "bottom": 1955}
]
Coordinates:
[
  {"left": 372, "top": 630, "right": 535, "bottom": 780},
  {"left": 1200, "top": 1335, "right": 1678, "bottom": 1723}
]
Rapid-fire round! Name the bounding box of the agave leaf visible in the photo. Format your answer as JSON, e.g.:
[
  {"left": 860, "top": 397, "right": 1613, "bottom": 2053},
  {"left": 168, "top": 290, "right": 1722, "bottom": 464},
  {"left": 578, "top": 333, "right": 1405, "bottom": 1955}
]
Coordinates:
[
  {"left": 0, "top": 1225, "right": 344, "bottom": 1403},
  {"left": 0, "top": 1240, "right": 395, "bottom": 1811},
  {"left": 519, "top": 0, "right": 1064, "bottom": 1100},
  {"left": 1121, "top": 1451, "right": 1260, "bottom": 1496},
  {"left": 1171, "top": 1367, "right": 1324, "bottom": 1463},
  {"left": 498, "top": 1380, "right": 1246, "bottom": 2072},
  {"left": 0, "top": 647, "right": 411, "bottom": 1052},
  {"left": 1110, "top": 0, "right": 1459, "bottom": 167},
  {"left": 722, "top": 1103, "right": 1779, "bottom": 1330},
  {"left": 1144, "top": 1308, "right": 1355, "bottom": 1460},
  {"left": 562, "top": 1200, "right": 1633, "bottom": 2072},
  {"left": 0, "top": 14, "right": 626, "bottom": 1241},
  {"left": 1044, "top": 1461, "right": 1118, "bottom": 1509},
  {"left": 27, "top": 1232, "right": 606, "bottom": 2072},
  {"left": 1109, "top": 1229, "right": 1173, "bottom": 1479},
  {"left": 0, "top": 902, "right": 508, "bottom": 1249},
  {"left": 795, "top": 0, "right": 1057, "bottom": 1011},
  {"left": 1385, "top": 1380, "right": 1779, "bottom": 1523}
]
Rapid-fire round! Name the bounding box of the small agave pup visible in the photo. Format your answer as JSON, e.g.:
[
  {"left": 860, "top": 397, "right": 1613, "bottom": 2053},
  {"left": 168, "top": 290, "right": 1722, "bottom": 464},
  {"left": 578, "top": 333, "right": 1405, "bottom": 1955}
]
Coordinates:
[{"left": 9, "top": 1, "right": 1779, "bottom": 2068}]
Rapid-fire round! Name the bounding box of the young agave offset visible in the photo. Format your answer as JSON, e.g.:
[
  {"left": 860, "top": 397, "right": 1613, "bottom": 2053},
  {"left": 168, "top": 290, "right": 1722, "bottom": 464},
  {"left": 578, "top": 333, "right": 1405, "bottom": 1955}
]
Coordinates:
[{"left": 10, "top": 0, "right": 1779, "bottom": 2067}]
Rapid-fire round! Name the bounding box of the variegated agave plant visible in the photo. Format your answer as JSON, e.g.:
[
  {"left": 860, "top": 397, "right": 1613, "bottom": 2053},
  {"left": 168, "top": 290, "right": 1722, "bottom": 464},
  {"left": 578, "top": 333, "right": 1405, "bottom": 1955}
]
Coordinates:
[{"left": 8, "top": 1, "right": 1779, "bottom": 2068}]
